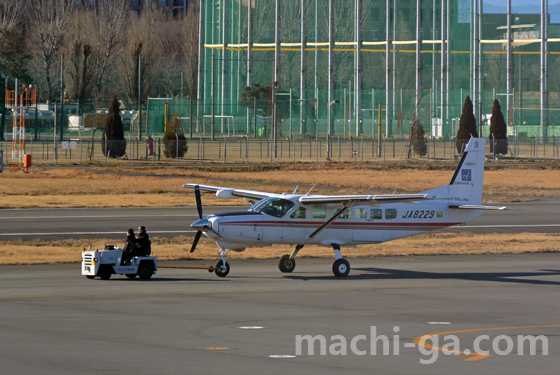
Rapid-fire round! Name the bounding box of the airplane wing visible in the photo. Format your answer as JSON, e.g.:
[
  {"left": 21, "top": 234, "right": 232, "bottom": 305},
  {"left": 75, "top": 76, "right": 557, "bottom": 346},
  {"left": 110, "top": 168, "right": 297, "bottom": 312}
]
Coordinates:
[
  {"left": 448, "top": 204, "right": 518, "bottom": 210},
  {"left": 183, "top": 183, "right": 282, "bottom": 201},
  {"left": 299, "top": 193, "right": 435, "bottom": 205}
]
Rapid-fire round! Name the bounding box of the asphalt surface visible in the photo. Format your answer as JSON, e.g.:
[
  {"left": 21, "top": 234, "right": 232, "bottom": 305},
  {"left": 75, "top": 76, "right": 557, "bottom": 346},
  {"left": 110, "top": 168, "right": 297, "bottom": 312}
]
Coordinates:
[
  {"left": 2, "top": 254, "right": 560, "bottom": 375},
  {"left": 0, "top": 198, "right": 559, "bottom": 240}
]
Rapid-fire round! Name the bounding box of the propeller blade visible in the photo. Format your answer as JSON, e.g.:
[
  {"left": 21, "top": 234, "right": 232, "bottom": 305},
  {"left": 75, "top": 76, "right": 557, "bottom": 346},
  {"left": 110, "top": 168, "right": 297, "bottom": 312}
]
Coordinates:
[
  {"left": 194, "top": 185, "right": 203, "bottom": 219},
  {"left": 190, "top": 231, "right": 202, "bottom": 253}
]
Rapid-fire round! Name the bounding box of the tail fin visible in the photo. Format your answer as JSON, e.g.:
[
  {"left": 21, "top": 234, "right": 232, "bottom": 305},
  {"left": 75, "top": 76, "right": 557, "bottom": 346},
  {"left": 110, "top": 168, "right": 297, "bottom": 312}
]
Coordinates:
[{"left": 424, "top": 138, "right": 486, "bottom": 205}]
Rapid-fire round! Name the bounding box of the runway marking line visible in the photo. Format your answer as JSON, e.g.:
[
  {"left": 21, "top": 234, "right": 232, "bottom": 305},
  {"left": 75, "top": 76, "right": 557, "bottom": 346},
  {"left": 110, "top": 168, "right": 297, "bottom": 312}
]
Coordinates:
[
  {"left": 0, "top": 282, "right": 504, "bottom": 300},
  {"left": 205, "top": 347, "right": 229, "bottom": 350},
  {"left": 414, "top": 325, "right": 560, "bottom": 362}
]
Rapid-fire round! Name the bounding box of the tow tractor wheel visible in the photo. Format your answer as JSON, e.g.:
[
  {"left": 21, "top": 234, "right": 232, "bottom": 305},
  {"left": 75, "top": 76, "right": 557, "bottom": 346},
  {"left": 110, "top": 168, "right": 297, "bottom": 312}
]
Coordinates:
[
  {"left": 86, "top": 276, "right": 95, "bottom": 280},
  {"left": 98, "top": 266, "right": 112, "bottom": 280},
  {"left": 214, "top": 260, "right": 230, "bottom": 277},
  {"left": 332, "top": 258, "right": 350, "bottom": 277},
  {"left": 138, "top": 263, "right": 154, "bottom": 280},
  {"left": 278, "top": 254, "right": 296, "bottom": 273}
]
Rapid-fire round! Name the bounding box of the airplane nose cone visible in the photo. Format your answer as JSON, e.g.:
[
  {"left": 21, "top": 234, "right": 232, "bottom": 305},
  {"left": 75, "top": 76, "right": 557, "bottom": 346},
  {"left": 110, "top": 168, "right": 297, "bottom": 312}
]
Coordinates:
[{"left": 191, "top": 218, "right": 210, "bottom": 231}]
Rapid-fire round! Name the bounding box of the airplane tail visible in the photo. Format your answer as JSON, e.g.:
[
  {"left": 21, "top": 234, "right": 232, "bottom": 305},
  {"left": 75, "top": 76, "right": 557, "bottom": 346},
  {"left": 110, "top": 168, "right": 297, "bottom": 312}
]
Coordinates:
[{"left": 423, "top": 138, "right": 486, "bottom": 205}]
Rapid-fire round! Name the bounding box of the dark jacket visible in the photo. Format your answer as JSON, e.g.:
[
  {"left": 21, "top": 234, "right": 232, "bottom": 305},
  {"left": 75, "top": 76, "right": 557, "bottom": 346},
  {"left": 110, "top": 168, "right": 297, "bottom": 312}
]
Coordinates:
[{"left": 137, "top": 231, "right": 151, "bottom": 256}]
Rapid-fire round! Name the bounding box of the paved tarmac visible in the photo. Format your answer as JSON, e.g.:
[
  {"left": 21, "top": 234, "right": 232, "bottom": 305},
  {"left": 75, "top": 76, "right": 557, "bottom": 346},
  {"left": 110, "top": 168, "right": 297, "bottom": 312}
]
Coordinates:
[
  {"left": 1, "top": 254, "right": 560, "bottom": 375},
  {"left": 0, "top": 198, "right": 559, "bottom": 240}
]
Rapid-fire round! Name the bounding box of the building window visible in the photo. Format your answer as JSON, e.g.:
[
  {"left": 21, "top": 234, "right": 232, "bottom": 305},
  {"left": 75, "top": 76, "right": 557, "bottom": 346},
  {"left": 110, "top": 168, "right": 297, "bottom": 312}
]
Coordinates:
[
  {"left": 370, "top": 27, "right": 378, "bottom": 41},
  {"left": 158, "top": 0, "right": 167, "bottom": 6}
]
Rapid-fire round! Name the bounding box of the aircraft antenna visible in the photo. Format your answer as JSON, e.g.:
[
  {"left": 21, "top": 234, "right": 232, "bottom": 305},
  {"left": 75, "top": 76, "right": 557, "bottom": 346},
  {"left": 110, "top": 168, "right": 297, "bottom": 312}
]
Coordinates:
[
  {"left": 292, "top": 185, "right": 299, "bottom": 194},
  {"left": 306, "top": 182, "right": 318, "bottom": 195}
]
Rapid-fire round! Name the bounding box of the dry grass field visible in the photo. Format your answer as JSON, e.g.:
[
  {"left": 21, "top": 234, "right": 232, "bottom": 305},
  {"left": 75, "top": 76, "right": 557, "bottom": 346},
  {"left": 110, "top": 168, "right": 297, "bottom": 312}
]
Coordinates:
[
  {"left": 1, "top": 232, "right": 558, "bottom": 266},
  {"left": 1, "top": 163, "right": 558, "bottom": 265},
  {"left": 1, "top": 163, "right": 559, "bottom": 209}
]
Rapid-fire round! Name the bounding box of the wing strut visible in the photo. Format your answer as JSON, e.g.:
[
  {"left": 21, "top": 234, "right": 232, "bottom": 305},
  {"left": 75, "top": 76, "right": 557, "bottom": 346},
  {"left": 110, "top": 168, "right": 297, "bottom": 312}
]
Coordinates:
[{"left": 306, "top": 200, "right": 354, "bottom": 241}]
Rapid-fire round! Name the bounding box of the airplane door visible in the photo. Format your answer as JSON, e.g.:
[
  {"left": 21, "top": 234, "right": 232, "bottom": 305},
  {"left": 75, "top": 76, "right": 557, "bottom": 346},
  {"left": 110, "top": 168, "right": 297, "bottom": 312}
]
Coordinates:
[{"left": 352, "top": 207, "right": 384, "bottom": 243}]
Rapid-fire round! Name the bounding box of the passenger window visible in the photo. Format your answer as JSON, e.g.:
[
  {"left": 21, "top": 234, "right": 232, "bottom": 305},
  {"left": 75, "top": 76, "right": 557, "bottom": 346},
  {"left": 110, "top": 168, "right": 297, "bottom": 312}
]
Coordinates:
[
  {"left": 355, "top": 208, "right": 367, "bottom": 219},
  {"left": 334, "top": 208, "right": 352, "bottom": 219},
  {"left": 370, "top": 208, "right": 382, "bottom": 220},
  {"left": 385, "top": 208, "right": 397, "bottom": 220},
  {"left": 290, "top": 207, "right": 307, "bottom": 219},
  {"left": 312, "top": 206, "right": 326, "bottom": 218}
]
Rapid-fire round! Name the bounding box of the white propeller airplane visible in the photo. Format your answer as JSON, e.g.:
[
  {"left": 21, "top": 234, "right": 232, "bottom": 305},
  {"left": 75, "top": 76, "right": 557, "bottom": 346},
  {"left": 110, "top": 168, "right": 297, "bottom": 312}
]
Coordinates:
[{"left": 185, "top": 138, "right": 513, "bottom": 278}]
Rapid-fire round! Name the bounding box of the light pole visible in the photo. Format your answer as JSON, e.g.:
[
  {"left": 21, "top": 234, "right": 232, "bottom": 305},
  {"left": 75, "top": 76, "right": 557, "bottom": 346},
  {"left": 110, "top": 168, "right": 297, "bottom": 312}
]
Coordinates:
[{"left": 326, "top": 99, "right": 339, "bottom": 161}]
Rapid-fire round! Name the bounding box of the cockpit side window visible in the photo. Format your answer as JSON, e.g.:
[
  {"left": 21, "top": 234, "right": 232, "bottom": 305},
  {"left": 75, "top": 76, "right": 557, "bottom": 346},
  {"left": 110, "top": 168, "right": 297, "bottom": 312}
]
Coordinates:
[
  {"left": 252, "top": 198, "right": 295, "bottom": 218},
  {"left": 290, "top": 206, "right": 307, "bottom": 219}
]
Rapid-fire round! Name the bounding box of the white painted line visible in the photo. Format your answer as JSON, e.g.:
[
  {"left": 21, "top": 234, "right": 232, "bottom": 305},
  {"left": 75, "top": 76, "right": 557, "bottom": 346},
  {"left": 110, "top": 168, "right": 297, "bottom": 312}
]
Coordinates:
[
  {"left": 0, "top": 215, "right": 199, "bottom": 220},
  {"left": 0, "top": 230, "right": 198, "bottom": 236},
  {"left": 428, "top": 322, "right": 452, "bottom": 325},
  {"left": 461, "top": 224, "right": 560, "bottom": 228},
  {"left": 269, "top": 355, "right": 296, "bottom": 358},
  {"left": 238, "top": 326, "right": 264, "bottom": 330}
]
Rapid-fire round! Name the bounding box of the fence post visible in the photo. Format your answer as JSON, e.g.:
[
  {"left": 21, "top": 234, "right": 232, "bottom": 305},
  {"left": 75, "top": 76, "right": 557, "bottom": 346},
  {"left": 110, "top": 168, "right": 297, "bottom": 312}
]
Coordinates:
[
  {"left": 104, "top": 134, "right": 107, "bottom": 165},
  {"left": 293, "top": 134, "right": 296, "bottom": 164},
  {"left": 337, "top": 134, "right": 340, "bottom": 163},
  {"left": 246, "top": 135, "right": 249, "bottom": 164},
  {"left": 176, "top": 133, "right": 179, "bottom": 164},
  {"left": 361, "top": 135, "right": 364, "bottom": 162}
]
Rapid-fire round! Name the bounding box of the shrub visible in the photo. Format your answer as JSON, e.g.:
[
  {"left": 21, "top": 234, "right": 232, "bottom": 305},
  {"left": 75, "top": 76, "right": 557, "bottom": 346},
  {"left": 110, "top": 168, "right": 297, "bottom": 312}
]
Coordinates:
[
  {"left": 101, "top": 96, "right": 126, "bottom": 158},
  {"left": 489, "top": 99, "right": 508, "bottom": 155},
  {"left": 163, "top": 113, "right": 188, "bottom": 158},
  {"left": 411, "top": 118, "right": 427, "bottom": 157},
  {"left": 456, "top": 95, "right": 479, "bottom": 153}
]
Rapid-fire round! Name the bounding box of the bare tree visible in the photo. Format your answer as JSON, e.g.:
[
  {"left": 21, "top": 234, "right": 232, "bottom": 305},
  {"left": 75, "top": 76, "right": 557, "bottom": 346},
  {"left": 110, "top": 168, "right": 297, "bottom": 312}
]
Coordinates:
[
  {"left": 87, "top": 0, "right": 129, "bottom": 105},
  {"left": 181, "top": 5, "right": 200, "bottom": 99},
  {"left": 118, "top": 4, "right": 162, "bottom": 109},
  {"left": 27, "top": 0, "right": 74, "bottom": 101},
  {"left": 0, "top": 0, "right": 28, "bottom": 81}
]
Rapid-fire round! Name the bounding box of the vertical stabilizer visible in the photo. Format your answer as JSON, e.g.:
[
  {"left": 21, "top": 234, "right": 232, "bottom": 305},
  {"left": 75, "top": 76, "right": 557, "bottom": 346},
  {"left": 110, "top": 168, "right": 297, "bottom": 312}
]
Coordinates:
[{"left": 424, "top": 138, "right": 486, "bottom": 205}]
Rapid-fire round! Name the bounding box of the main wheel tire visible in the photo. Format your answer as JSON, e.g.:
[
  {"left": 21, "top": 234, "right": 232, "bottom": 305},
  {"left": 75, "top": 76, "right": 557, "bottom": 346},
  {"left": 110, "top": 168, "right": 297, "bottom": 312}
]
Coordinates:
[
  {"left": 125, "top": 274, "right": 137, "bottom": 279},
  {"left": 214, "top": 260, "right": 230, "bottom": 277},
  {"left": 278, "top": 254, "right": 296, "bottom": 273},
  {"left": 138, "top": 263, "right": 154, "bottom": 280},
  {"left": 332, "top": 258, "right": 350, "bottom": 277},
  {"left": 86, "top": 275, "right": 95, "bottom": 279},
  {"left": 98, "top": 266, "right": 112, "bottom": 280}
]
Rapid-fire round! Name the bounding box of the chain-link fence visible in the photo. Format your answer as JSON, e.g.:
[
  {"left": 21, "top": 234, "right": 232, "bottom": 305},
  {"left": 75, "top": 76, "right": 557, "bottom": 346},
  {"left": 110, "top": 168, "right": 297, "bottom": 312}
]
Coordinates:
[{"left": 1, "top": 136, "right": 559, "bottom": 169}]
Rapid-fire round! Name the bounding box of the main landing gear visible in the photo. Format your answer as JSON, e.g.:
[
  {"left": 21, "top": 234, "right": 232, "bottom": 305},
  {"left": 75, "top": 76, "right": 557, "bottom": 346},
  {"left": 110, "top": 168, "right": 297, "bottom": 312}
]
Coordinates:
[{"left": 278, "top": 244, "right": 351, "bottom": 277}]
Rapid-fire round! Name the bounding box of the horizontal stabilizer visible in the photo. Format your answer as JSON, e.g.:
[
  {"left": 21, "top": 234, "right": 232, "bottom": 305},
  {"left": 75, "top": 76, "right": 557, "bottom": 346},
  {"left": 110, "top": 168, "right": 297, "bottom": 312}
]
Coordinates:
[{"left": 448, "top": 204, "right": 518, "bottom": 210}]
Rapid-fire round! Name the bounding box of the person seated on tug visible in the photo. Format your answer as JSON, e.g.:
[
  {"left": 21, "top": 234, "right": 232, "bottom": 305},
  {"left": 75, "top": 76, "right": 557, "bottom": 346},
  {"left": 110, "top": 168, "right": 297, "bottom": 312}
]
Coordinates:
[
  {"left": 121, "top": 228, "right": 137, "bottom": 265},
  {"left": 136, "top": 226, "right": 151, "bottom": 257}
]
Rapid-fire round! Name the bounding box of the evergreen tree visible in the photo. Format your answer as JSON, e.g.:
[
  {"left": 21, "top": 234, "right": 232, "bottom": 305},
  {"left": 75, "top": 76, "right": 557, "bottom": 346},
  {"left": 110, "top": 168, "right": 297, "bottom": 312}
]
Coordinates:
[
  {"left": 489, "top": 99, "right": 508, "bottom": 155},
  {"left": 456, "top": 95, "right": 479, "bottom": 153},
  {"left": 101, "top": 95, "right": 126, "bottom": 158},
  {"left": 163, "top": 113, "right": 188, "bottom": 158},
  {"left": 410, "top": 118, "right": 427, "bottom": 157}
]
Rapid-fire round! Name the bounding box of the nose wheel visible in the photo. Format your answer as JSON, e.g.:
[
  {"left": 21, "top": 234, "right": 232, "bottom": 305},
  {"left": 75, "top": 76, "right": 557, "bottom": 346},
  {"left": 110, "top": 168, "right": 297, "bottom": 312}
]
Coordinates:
[{"left": 214, "top": 259, "right": 230, "bottom": 277}]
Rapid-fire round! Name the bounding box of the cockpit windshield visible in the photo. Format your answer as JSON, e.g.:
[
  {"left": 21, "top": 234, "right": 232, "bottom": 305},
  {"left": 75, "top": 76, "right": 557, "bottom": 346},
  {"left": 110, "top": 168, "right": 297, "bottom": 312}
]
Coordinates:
[{"left": 249, "top": 197, "right": 295, "bottom": 218}]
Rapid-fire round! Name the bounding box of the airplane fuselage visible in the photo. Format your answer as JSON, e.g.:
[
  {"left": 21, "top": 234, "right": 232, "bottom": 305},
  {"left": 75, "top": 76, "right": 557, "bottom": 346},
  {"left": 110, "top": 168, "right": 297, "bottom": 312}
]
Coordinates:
[{"left": 197, "top": 198, "right": 483, "bottom": 250}]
